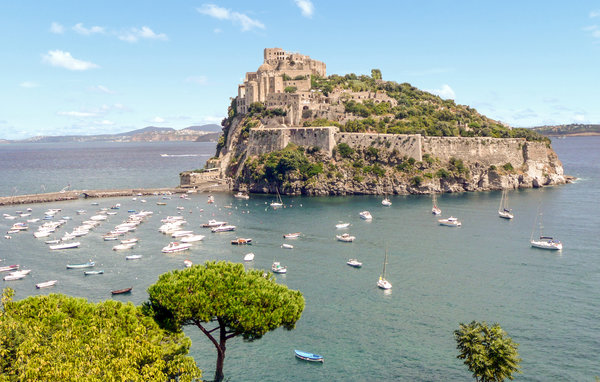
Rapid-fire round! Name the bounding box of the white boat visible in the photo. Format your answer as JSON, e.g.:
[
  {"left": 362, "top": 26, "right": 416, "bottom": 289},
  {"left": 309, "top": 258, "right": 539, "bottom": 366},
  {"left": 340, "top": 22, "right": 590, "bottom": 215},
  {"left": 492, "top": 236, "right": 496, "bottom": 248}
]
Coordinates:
[
  {"left": 0, "top": 264, "right": 19, "bottom": 272},
  {"left": 359, "top": 211, "right": 372, "bottom": 220},
  {"left": 113, "top": 243, "right": 136, "bottom": 251},
  {"left": 45, "top": 239, "right": 60, "bottom": 244},
  {"left": 183, "top": 259, "right": 193, "bottom": 268},
  {"left": 49, "top": 241, "right": 80, "bottom": 250},
  {"left": 66, "top": 261, "right": 95, "bottom": 269},
  {"left": 243, "top": 253, "right": 255, "bottom": 261},
  {"left": 125, "top": 254, "right": 143, "bottom": 260},
  {"left": 498, "top": 189, "right": 514, "bottom": 219},
  {"left": 530, "top": 212, "right": 562, "bottom": 250},
  {"left": 234, "top": 191, "right": 250, "bottom": 199},
  {"left": 281, "top": 243, "right": 294, "bottom": 249},
  {"left": 381, "top": 197, "right": 392, "bottom": 206},
  {"left": 36, "top": 280, "right": 58, "bottom": 288},
  {"left": 271, "top": 261, "right": 287, "bottom": 274},
  {"left": 171, "top": 230, "right": 194, "bottom": 238},
  {"left": 162, "top": 241, "right": 192, "bottom": 253},
  {"left": 207, "top": 195, "right": 214, "bottom": 204},
  {"left": 336, "top": 233, "right": 356, "bottom": 242},
  {"left": 211, "top": 225, "right": 236, "bottom": 233},
  {"left": 377, "top": 250, "right": 392, "bottom": 290},
  {"left": 270, "top": 188, "right": 283, "bottom": 208},
  {"left": 8, "top": 269, "right": 31, "bottom": 276},
  {"left": 202, "top": 219, "right": 227, "bottom": 228},
  {"left": 283, "top": 232, "right": 301, "bottom": 239},
  {"left": 34, "top": 230, "right": 53, "bottom": 238},
  {"left": 121, "top": 238, "right": 139, "bottom": 244},
  {"left": 347, "top": 259, "right": 362, "bottom": 268},
  {"left": 335, "top": 222, "right": 350, "bottom": 229},
  {"left": 432, "top": 193, "right": 442, "bottom": 215},
  {"left": 84, "top": 270, "right": 104, "bottom": 275},
  {"left": 438, "top": 216, "right": 461, "bottom": 227},
  {"left": 180, "top": 234, "right": 205, "bottom": 243},
  {"left": 4, "top": 273, "right": 27, "bottom": 281}
]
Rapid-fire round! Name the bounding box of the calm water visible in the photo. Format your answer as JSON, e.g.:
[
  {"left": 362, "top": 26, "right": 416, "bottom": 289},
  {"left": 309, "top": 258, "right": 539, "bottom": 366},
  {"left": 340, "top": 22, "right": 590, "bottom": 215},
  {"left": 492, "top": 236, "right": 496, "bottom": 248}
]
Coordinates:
[
  {"left": 0, "top": 141, "right": 215, "bottom": 196},
  {"left": 0, "top": 137, "right": 598, "bottom": 381}
]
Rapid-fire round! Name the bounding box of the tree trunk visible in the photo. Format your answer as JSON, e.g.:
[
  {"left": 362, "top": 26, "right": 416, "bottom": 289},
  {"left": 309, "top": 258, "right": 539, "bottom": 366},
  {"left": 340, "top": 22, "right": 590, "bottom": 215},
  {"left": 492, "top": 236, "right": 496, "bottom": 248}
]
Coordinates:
[{"left": 214, "top": 318, "right": 227, "bottom": 382}]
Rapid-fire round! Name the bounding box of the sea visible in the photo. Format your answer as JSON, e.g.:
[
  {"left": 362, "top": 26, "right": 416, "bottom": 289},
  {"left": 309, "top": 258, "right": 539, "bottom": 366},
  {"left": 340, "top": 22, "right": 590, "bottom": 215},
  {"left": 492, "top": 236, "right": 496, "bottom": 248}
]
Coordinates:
[{"left": 0, "top": 138, "right": 598, "bottom": 381}]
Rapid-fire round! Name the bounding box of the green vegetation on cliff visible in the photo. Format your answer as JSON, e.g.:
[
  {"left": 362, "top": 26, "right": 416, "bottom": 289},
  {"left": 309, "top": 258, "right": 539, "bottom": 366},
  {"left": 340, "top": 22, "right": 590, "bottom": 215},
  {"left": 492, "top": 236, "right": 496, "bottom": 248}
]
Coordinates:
[
  {"left": 310, "top": 73, "right": 548, "bottom": 143},
  {"left": 243, "top": 144, "right": 324, "bottom": 184}
]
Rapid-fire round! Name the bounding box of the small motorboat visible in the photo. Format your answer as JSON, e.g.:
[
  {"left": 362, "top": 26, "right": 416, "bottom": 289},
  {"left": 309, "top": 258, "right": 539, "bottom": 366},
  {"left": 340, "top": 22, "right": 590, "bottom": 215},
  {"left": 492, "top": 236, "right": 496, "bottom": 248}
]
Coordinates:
[
  {"left": 347, "top": 259, "right": 363, "bottom": 268},
  {"left": 0, "top": 264, "right": 19, "bottom": 273},
  {"left": 49, "top": 241, "right": 81, "bottom": 250},
  {"left": 234, "top": 192, "right": 250, "bottom": 199},
  {"left": 381, "top": 198, "right": 392, "bottom": 206},
  {"left": 36, "top": 280, "right": 58, "bottom": 289},
  {"left": 120, "top": 238, "right": 139, "bottom": 244},
  {"left": 438, "top": 216, "right": 461, "bottom": 227},
  {"left": 66, "top": 261, "right": 95, "bottom": 269},
  {"left": 3, "top": 272, "right": 27, "bottom": 281},
  {"left": 335, "top": 222, "right": 350, "bottom": 229},
  {"left": 125, "top": 254, "right": 143, "bottom": 260},
  {"left": 202, "top": 219, "right": 228, "bottom": 228},
  {"left": 171, "top": 230, "right": 194, "bottom": 238},
  {"left": 283, "top": 232, "right": 301, "bottom": 239},
  {"left": 211, "top": 225, "right": 236, "bottom": 233},
  {"left": 111, "top": 287, "right": 132, "bottom": 295},
  {"left": 271, "top": 262, "right": 287, "bottom": 274},
  {"left": 112, "top": 243, "right": 136, "bottom": 251},
  {"left": 183, "top": 259, "right": 193, "bottom": 268},
  {"left": 294, "top": 350, "right": 324, "bottom": 363},
  {"left": 243, "top": 253, "right": 255, "bottom": 261},
  {"left": 359, "top": 211, "right": 373, "bottom": 220},
  {"left": 180, "top": 234, "right": 205, "bottom": 243},
  {"left": 231, "top": 238, "right": 252, "bottom": 245},
  {"left": 336, "top": 233, "right": 356, "bottom": 242},
  {"left": 45, "top": 239, "right": 60, "bottom": 244},
  {"left": 84, "top": 270, "right": 104, "bottom": 275},
  {"left": 162, "top": 241, "right": 192, "bottom": 253},
  {"left": 281, "top": 243, "right": 294, "bottom": 249}
]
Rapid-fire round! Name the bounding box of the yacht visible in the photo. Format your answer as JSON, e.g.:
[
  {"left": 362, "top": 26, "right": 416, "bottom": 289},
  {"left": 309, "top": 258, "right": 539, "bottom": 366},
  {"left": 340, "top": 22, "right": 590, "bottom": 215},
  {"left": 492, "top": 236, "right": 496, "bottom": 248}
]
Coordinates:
[
  {"left": 336, "top": 233, "right": 356, "bottom": 242},
  {"left": 161, "top": 241, "right": 192, "bottom": 253},
  {"left": 438, "top": 216, "right": 461, "bottom": 227},
  {"left": 359, "top": 211, "right": 373, "bottom": 220}
]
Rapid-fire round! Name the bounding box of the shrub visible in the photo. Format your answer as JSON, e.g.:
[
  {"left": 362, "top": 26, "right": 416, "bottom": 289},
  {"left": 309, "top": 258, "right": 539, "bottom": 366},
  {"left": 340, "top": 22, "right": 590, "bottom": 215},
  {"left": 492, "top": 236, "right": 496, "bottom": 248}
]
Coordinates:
[
  {"left": 411, "top": 176, "right": 423, "bottom": 186},
  {"left": 503, "top": 162, "right": 514, "bottom": 171},
  {"left": 436, "top": 168, "right": 451, "bottom": 178},
  {"left": 336, "top": 143, "right": 355, "bottom": 158},
  {"left": 284, "top": 86, "right": 297, "bottom": 93}
]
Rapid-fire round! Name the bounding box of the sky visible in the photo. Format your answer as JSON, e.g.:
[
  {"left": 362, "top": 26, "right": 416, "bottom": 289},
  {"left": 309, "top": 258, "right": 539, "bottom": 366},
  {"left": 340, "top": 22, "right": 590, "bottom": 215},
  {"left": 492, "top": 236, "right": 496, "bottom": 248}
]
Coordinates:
[{"left": 1, "top": 1, "right": 599, "bottom": 140}]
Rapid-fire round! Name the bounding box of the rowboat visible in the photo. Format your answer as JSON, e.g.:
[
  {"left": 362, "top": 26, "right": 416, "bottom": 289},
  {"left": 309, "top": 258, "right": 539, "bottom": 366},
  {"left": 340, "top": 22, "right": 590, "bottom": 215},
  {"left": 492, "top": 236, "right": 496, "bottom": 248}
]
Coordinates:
[
  {"left": 84, "top": 270, "right": 104, "bottom": 275},
  {"left": 111, "top": 287, "right": 132, "bottom": 295},
  {"left": 294, "top": 350, "right": 324, "bottom": 363},
  {"left": 36, "top": 280, "right": 58, "bottom": 288},
  {"left": 66, "top": 261, "right": 95, "bottom": 269},
  {"left": 283, "top": 232, "right": 301, "bottom": 239},
  {"left": 281, "top": 243, "right": 294, "bottom": 249}
]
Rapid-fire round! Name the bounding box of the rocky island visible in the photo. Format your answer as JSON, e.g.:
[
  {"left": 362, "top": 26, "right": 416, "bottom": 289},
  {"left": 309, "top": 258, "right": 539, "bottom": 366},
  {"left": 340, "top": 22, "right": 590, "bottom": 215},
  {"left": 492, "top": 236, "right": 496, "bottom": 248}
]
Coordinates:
[{"left": 181, "top": 48, "right": 568, "bottom": 195}]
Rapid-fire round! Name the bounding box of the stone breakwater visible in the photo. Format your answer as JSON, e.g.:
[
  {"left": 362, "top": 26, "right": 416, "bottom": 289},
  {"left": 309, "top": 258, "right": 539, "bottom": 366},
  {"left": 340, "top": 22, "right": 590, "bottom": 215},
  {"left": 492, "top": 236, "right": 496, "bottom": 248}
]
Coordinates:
[{"left": 0, "top": 181, "right": 229, "bottom": 206}]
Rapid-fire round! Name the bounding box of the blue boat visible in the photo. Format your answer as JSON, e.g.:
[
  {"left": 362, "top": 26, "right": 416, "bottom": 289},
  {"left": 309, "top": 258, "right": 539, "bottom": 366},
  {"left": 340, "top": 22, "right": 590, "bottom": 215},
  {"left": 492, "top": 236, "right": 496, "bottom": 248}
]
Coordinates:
[{"left": 294, "top": 350, "right": 324, "bottom": 363}]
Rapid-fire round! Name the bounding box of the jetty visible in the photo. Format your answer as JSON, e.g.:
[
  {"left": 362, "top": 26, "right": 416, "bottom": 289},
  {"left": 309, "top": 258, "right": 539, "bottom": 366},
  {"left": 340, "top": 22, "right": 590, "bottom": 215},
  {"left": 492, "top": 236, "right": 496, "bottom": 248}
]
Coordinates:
[{"left": 0, "top": 179, "right": 229, "bottom": 206}]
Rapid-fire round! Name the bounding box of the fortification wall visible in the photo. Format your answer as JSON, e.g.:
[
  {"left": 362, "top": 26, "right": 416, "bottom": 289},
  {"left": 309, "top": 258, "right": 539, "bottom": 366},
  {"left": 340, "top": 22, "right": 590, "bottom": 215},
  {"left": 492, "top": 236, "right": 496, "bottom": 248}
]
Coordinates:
[
  {"left": 248, "top": 127, "right": 336, "bottom": 156},
  {"left": 422, "top": 137, "right": 526, "bottom": 166},
  {"left": 335, "top": 133, "right": 422, "bottom": 160}
]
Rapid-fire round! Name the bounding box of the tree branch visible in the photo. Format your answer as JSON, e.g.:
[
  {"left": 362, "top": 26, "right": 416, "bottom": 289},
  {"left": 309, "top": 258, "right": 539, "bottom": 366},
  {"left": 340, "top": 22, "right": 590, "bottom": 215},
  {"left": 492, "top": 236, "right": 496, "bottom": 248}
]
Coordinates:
[{"left": 194, "top": 319, "right": 222, "bottom": 354}]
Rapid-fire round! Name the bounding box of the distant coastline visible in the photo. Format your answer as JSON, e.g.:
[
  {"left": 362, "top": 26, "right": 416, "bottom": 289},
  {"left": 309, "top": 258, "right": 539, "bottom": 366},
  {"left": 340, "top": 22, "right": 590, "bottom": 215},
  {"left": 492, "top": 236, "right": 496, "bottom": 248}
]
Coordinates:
[{"left": 531, "top": 123, "right": 600, "bottom": 137}]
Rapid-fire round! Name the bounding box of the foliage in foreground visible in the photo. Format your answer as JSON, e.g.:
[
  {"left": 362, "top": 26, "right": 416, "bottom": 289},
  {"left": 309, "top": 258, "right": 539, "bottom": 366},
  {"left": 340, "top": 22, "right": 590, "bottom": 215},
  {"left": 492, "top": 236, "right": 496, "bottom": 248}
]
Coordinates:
[
  {"left": 0, "top": 289, "right": 201, "bottom": 382},
  {"left": 455, "top": 321, "right": 521, "bottom": 382},
  {"left": 145, "top": 261, "right": 305, "bottom": 382}
]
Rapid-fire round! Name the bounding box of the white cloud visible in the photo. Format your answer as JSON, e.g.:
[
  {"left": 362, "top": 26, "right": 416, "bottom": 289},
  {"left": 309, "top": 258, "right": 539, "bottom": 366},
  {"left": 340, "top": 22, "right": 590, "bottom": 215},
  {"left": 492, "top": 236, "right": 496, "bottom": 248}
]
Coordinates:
[
  {"left": 97, "top": 120, "right": 115, "bottom": 125},
  {"left": 590, "top": 10, "right": 600, "bottom": 18},
  {"left": 573, "top": 114, "right": 586, "bottom": 122},
  {"left": 50, "top": 22, "right": 64, "bottom": 34},
  {"left": 197, "top": 4, "right": 265, "bottom": 31},
  {"left": 90, "top": 85, "right": 115, "bottom": 94},
  {"left": 294, "top": 0, "right": 314, "bottom": 18},
  {"left": 42, "top": 50, "right": 99, "bottom": 71},
  {"left": 20, "top": 81, "right": 39, "bottom": 88},
  {"left": 72, "top": 23, "right": 105, "bottom": 35},
  {"left": 428, "top": 84, "right": 455, "bottom": 99},
  {"left": 58, "top": 111, "right": 98, "bottom": 117},
  {"left": 118, "top": 26, "right": 168, "bottom": 43},
  {"left": 185, "top": 76, "right": 208, "bottom": 85},
  {"left": 152, "top": 116, "right": 165, "bottom": 123}
]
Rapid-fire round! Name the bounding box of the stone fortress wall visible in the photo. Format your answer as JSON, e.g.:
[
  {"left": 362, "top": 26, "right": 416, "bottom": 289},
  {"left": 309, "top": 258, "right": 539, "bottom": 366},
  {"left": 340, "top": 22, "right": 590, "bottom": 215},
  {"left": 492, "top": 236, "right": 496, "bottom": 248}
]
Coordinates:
[{"left": 247, "top": 126, "right": 548, "bottom": 169}]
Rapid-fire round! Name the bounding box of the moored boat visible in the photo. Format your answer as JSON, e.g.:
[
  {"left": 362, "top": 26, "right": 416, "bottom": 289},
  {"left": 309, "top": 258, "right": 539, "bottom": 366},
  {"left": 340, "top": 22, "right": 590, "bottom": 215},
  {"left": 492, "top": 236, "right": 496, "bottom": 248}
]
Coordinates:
[
  {"left": 111, "top": 287, "right": 132, "bottom": 295},
  {"left": 381, "top": 198, "right": 392, "bottom": 206},
  {"left": 346, "top": 259, "right": 363, "bottom": 268},
  {"left": 125, "top": 254, "right": 143, "bottom": 260},
  {"left": 183, "top": 259, "right": 193, "bottom": 268},
  {"left": 243, "top": 253, "right": 255, "bottom": 261},
  {"left": 162, "top": 241, "right": 192, "bottom": 253},
  {"left": 359, "top": 211, "right": 372, "bottom": 220},
  {"left": 283, "top": 232, "right": 301, "bottom": 239},
  {"left": 113, "top": 243, "right": 136, "bottom": 251},
  {"left": 335, "top": 222, "right": 350, "bottom": 229},
  {"left": 36, "top": 280, "right": 58, "bottom": 288},
  {"left": 234, "top": 191, "right": 250, "bottom": 199},
  {"left": 202, "top": 219, "right": 227, "bottom": 228},
  {"left": 49, "top": 241, "right": 81, "bottom": 250},
  {"left": 66, "top": 261, "right": 95, "bottom": 269},
  {"left": 294, "top": 350, "right": 324, "bottom": 363},
  {"left": 0, "top": 264, "right": 19, "bottom": 273},
  {"left": 180, "top": 234, "right": 205, "bottom": 243},
  {"left": 211, "top": 225, "right": 236, "bottom": 233},
  {"left": 336, "top": 233, "right": 356, "bottom": 242},
  {"left": 281, "top": 243, "right": 294, "bottom": 249},
  {"left": 84, "top": 270, "right": 104, "bottom": 275},
  {"left": 231, "top": 237, "right": 252, "bottom": 245},
  {"left": 271, "top": 262, "right": 287, "bottom": 274},
  {"left": 438, "top": 216, "right": 461, "bottom": 227}
]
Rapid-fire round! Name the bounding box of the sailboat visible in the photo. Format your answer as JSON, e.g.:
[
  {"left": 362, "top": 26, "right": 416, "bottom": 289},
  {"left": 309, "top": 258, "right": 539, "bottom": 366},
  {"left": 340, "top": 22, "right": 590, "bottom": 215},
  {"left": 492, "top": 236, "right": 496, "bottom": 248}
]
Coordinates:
[
  {"left": 377, "top": 249, "right": 392, "bottom": 290},
  {"left": 530, "top": 212, "right": 562, "bottom": 250},
  {"left": 431, "top": 193, "right": 441, "bottom": 215},
  {"left": 498, "top": 189, "right": 514, "bottom": 219},
  {"left": 270, "top": 187, "right": 283, "bottom": 208}
]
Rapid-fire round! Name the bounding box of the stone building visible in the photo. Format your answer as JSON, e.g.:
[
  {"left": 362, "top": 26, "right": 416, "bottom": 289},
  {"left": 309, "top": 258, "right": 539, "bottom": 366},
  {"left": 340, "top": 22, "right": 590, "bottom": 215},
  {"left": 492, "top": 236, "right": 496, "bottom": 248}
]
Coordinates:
[{"left": 236, "top": 48, "right": 326, "bottom": 125}]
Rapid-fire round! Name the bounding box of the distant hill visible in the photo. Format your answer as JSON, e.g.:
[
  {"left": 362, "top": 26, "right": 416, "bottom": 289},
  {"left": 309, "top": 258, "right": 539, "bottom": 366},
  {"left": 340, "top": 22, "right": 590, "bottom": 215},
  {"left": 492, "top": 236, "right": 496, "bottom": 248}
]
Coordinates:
[
  {"left": 531, "top": 124, "right": 600, "bottom": 136},
  {"left": 14, "top": 124, "right": 223, "bottom": 143}
]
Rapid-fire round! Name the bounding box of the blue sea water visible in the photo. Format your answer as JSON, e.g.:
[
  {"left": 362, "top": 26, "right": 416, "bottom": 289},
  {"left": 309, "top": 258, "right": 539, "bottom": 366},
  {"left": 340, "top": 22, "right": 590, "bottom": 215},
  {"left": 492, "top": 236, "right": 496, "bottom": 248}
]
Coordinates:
[{"left": 0, "top": 137, "right": 598, "bottom": 381}]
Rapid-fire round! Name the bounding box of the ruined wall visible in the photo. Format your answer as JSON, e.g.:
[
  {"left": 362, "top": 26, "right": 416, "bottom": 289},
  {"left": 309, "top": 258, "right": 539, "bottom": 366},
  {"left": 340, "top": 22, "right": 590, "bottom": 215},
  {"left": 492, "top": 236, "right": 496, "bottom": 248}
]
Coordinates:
[
  {"left": 335, "top": 133, "right": 422, "bottom": 161},
  {"left": 422, "top": 137, "right": 526, "bottom": 166}
]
